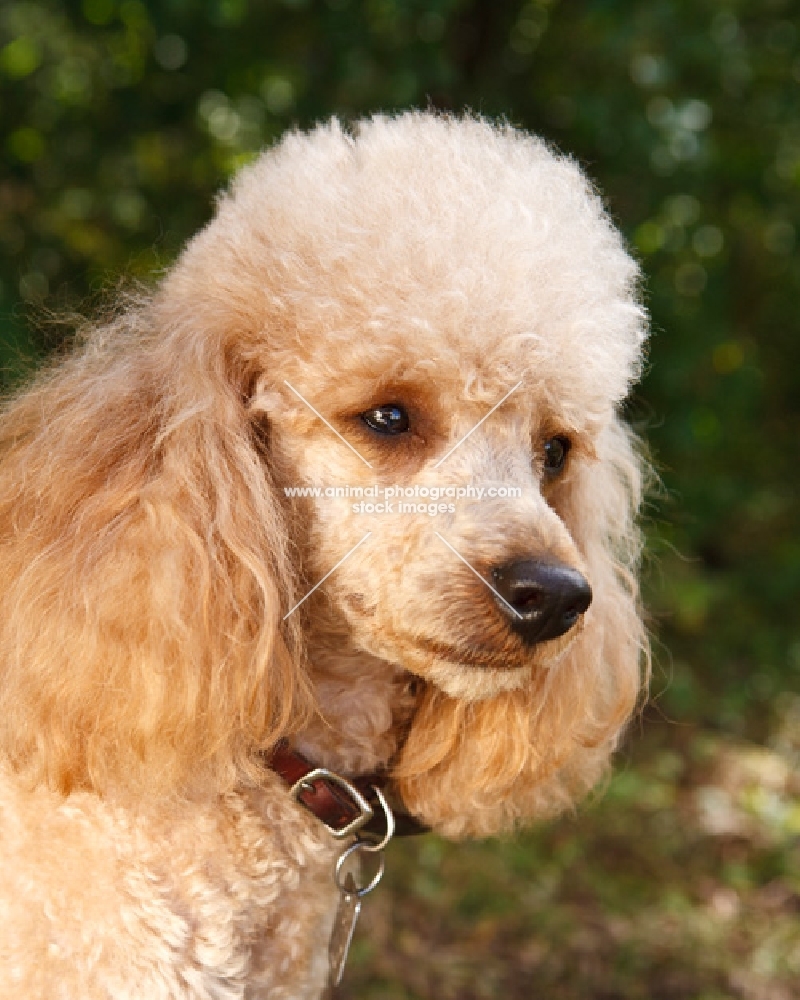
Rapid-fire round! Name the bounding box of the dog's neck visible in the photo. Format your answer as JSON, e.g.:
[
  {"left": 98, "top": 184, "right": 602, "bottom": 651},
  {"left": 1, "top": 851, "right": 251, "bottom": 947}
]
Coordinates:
[{"left": 291, "top": 634, "right": 418, "bottom": 779}]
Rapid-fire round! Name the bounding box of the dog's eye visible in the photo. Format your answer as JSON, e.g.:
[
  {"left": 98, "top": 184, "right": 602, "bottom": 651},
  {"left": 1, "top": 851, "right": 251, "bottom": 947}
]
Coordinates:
[
  {"left": 361, "top": 404, "right": 410, "bottom": 436},
  {"left": 543, "top": 435, "right": 570, "bottom": 473}
]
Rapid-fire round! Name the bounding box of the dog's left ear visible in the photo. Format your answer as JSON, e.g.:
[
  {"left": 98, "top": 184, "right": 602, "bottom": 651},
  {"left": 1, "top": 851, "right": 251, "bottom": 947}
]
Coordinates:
[
  {"left": 0, "top": 300, "right": 314, "bottom": 798},
  {"left": 133, "top": 321, "right": 318, "bottom": 796}
]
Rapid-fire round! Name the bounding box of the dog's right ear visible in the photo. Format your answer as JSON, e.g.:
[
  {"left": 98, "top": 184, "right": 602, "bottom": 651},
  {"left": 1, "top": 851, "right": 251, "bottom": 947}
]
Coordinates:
[
  {"left": 394, "top": 417, "right": 648, "bottom": 838},
  {"left": 0, "top": 304, "right": 315, "bottom": 798}
]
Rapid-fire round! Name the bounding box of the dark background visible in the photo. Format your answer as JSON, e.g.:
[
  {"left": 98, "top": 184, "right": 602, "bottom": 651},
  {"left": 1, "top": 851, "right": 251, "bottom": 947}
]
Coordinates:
[{"left": 1, "top": 1, "right": 798, "bottom": 995}]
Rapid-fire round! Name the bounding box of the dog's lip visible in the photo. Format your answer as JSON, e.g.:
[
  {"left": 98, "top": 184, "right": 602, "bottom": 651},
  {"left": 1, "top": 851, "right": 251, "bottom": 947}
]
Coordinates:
[{"left": 412, "top": 635, "right": 530, "bottom": 671}]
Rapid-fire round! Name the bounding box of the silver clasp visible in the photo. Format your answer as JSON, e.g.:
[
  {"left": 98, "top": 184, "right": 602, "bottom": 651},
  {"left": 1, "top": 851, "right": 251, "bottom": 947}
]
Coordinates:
[{"left": 289, "top": 767, "right": 374, "bottom": 839}]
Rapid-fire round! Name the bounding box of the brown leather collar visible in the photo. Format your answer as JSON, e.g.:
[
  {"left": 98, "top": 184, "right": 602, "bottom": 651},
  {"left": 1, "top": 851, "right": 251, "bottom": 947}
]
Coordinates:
[{"left": 269, "top": 742, "right": 427, "bottom": 838}]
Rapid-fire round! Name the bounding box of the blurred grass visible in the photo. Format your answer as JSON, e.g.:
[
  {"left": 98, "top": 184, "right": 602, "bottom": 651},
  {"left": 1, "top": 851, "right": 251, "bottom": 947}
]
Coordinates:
[{"left": 340, "top": 718, "right": 800, "bottom": 999}]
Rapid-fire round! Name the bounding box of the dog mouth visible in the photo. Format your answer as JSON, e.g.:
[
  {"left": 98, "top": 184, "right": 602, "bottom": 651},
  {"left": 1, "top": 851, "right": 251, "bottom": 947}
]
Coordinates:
[
  {"left": 412, "top": 634, "right": 532, "bottom": 671},
  {"left": 390, "top": 625, "right": 580, "bottom": 702}
]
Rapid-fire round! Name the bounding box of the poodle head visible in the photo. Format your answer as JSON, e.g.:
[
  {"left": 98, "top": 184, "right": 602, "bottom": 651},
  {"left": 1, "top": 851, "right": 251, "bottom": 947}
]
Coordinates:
[{"left": 164, "top": 113, "right": 649, "bottom": 834}]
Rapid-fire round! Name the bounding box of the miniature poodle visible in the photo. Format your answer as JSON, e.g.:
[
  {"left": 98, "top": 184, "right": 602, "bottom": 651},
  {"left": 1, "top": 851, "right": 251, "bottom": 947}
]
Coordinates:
[{"left": 0, "top": 112, "right": 648, "bottom": 999}]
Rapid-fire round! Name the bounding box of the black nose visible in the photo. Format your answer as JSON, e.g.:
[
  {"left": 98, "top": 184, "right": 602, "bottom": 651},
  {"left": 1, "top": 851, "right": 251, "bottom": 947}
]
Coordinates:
[{"left": 491, "top": 559, "right": 592, "bottom": 646}]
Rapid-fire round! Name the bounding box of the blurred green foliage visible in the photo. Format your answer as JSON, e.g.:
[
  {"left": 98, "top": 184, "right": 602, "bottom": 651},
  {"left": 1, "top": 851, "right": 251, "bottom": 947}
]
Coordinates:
[
  {"left": 342, "top": 724, "right": 800, "bottom": 998},
  {"left": 1, "top": 1, "right": 799, "bottom": 995}
]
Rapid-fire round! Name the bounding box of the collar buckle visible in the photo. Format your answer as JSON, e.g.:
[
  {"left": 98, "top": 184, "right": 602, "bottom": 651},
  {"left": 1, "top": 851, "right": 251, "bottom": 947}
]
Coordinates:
[{"left": 289, "top": 767, "right": 374, "bottom": 839}]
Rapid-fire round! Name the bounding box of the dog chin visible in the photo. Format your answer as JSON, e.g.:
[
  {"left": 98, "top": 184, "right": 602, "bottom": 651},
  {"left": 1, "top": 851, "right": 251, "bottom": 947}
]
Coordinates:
[
  {"left": 397, "top": 633, "right": 581, "bottom": 702},
  {"left": 354, "top": 629, "right": 566, "bottom": 701},
  {"left": 423, "top": 657, "right": 533, "bottom": 700}
]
